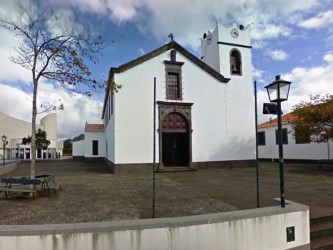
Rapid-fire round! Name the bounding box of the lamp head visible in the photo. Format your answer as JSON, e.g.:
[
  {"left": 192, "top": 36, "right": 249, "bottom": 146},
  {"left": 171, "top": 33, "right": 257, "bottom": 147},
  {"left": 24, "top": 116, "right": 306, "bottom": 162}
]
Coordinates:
[
  {"left": 265, "top": 75, "right": 291, "bottom": 102},
  {"left": 1, "top": 135, "right": 7, "bottom": 142}
]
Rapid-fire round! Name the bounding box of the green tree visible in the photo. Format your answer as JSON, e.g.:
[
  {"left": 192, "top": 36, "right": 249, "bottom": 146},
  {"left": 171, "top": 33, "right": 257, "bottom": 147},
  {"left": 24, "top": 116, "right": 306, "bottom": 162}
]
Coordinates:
[
  {"left": 0, "top": 1, "right": 108, "bottom": 178},
  {"left": 22, "top": 128, "right": 51, "bottom": 150},
  {"left": 291, "top": 94, "right": 333, "bottom": 143},
  {"left": 63, "top": 138, "right": 73, "bottom": 155}
]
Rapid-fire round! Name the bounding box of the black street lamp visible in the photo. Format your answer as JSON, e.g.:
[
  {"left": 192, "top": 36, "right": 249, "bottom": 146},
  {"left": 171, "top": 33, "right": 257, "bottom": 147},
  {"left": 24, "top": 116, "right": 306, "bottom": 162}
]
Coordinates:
[
  {"left": 2, "top": 135, "right": 7, "bottom": 166},
  {"left": 265, "top": 75, "right": 291, "bottom": 208}
]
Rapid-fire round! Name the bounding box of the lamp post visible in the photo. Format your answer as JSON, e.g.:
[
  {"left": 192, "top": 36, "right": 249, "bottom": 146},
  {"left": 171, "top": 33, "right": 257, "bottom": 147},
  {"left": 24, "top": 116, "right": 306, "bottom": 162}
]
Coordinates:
[
  {"left": 265, "top": 75, "right": 291, "bottom": 208},
  {"left": 2, "top": 135, "right": 7, "bottom": 166}
]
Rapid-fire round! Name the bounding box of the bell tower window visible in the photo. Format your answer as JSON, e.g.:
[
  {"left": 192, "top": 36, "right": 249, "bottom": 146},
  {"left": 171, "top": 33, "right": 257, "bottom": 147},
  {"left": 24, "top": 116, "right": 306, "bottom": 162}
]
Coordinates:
[{"left": 230, "top": 49, "right": 242, "bottom": 75}]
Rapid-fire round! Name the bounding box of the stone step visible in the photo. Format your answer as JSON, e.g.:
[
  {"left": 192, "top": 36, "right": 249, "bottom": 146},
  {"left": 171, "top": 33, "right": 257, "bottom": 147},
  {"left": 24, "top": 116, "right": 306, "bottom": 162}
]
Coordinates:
[
  {"left": 310, "top": 215, "right": 333, "bottom": 250},
  {"left": 311, "top": 221, "right": 333, "bottom": 238},
  {"left": 156, "top": 166, "right": 198, "bottom": 173},
  {"left": 311, "top": 235, "right": 333, "bottom": 250}
]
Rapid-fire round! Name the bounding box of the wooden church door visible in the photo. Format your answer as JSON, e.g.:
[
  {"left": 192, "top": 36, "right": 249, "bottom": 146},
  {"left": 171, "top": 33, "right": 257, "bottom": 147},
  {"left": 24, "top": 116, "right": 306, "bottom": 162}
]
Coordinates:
[{"left": 161, "top": 113, "right": 189, "bottom": 167}]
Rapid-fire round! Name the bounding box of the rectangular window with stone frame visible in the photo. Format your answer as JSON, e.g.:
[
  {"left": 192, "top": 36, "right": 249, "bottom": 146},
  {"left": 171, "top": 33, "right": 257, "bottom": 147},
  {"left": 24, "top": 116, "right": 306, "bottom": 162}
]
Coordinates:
[{"left": 164, "top": 60, "right": 184, "bottom": 100}]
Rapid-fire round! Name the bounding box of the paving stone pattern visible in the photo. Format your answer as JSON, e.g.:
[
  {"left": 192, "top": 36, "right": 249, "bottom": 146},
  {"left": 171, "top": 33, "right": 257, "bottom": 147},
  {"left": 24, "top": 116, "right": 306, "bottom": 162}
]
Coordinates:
[{"left": 0, "top": 160, "right": 332, "bottom": 225}]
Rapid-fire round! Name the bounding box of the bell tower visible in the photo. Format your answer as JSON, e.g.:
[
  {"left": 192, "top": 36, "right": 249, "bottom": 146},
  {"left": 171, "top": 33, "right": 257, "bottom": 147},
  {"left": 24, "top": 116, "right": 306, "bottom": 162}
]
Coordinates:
[
  {"left": 200, "top": 23, "right": 252, "bottom": 78},
  {"left": 200, "top": 23, "right": 255, "bottom": 151}
]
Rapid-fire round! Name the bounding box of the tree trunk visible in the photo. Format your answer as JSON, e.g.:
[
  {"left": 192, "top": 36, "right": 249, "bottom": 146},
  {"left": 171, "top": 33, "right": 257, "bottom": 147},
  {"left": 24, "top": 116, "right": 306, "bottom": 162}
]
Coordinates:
[{"left": 31, "top": 78, "right": 38, "bottom": 179}]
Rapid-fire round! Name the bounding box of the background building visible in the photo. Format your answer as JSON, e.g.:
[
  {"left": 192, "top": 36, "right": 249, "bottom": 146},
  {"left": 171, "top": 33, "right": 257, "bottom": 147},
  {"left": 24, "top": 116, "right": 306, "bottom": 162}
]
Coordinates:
[
  {"left": 0, "top": 112, "right": 63, "bottom": 160},
  {"left": 258, "top": 113, "right": 333, "bottom": 161}
]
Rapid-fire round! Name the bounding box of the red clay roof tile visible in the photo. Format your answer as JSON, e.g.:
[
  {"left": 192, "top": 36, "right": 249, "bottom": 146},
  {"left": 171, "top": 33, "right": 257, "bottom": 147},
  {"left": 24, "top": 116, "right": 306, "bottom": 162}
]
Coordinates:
[
  {"left": 85, "top": 123, "right": 104, "bottom": 131},
  {"left": 258, "top": 113, "right": 296, "bottom": 129}
]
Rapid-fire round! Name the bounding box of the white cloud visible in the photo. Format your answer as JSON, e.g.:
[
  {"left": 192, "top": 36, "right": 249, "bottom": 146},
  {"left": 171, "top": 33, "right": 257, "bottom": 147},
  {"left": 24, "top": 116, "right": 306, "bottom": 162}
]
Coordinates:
[
  {"left": 251, "top": 24, "right": 292, "bottom": 41},
  {"left": 252, "top": 67, "right": 264, "bottom": 79},
  {"left": 299, "top": 10, "right": 333, "bottom": 29},
  {"left": 0, "top": 29, "right": 31, "bottom": 83},
  {"left": 137, "top": 48, "right": 145, "bottom": 55},
  {"left": 323, "top": 51, "right": 333, "bottom": 63},
  {"left": 257, "top": 51, "right": 333, "bottom": 124},
  {"left": 268, "top": 49, "right": 289, "bottom": 61},
  {"left": 44, "top": 0, "right": 323, "bottom": 48},
  {"left": 0, "top": 82, "right": 103, "bottom": 139}
]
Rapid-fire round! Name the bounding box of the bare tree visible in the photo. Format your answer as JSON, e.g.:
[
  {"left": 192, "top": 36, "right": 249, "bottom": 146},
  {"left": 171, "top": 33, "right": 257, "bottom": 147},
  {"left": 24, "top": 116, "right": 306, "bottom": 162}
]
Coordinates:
[{"left": 0, "top": 1, "right": 107, "bottom": 178}]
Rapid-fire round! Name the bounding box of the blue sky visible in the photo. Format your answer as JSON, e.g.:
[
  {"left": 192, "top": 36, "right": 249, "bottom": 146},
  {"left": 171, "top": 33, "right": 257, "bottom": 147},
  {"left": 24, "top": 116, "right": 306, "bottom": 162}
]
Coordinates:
[{"left": 0, "top": 0, "right": 332, "bottom": 139}]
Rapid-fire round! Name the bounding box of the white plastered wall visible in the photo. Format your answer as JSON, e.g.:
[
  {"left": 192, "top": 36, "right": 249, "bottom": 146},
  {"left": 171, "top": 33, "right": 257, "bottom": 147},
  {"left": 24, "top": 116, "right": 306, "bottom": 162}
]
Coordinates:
[
  {"left": 84, "top": 131, "right": 106, "bottom": 158},
  {"left": 112, "top": 48, "right": 255, "bottom": 164},
  {"left": 72, "top": 140, "right": 85, "bottom": 156},
  {"left": 40, "top": 113, "right": 57, "bottom": 148},
  {"left": 258, "top": 124, "right": 333, "bottom": 160}
]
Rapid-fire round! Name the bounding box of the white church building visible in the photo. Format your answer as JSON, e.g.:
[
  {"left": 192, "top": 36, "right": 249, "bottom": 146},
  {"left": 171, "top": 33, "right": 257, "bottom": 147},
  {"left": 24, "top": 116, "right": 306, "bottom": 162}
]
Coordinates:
[
  {"left": 0, "top": 112, "right": 63, "bottom": 160},
  {"left": 73, "top": 24, "right": 256, "bottom": 171}
]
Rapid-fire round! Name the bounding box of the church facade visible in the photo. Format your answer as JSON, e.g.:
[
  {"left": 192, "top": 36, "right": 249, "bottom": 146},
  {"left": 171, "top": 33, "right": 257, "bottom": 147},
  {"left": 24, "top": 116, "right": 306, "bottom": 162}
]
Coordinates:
[{"left": 73, "top": 24, "right": 256, "bottom": 171}]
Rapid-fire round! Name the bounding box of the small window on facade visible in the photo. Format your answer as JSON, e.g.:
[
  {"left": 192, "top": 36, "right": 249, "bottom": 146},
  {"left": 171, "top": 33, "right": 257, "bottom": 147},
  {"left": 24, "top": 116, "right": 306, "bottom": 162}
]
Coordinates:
[
  {"left": 164, "top": 60, "right": 184, "bottom": 100},
  {"left": 257, "top": 131, "right": 266, "bottom": 146},
  {"left": 230, "top": 49, "right": 242, "bottom": 75},
  {"left": 275, "top": 128, "right": 288, "bottom": 145},
  {"left": 295, "top": 127, "right": 311, "bottom": 144},
  {"left": 92, "top": 140, "right": 98, "bottom": 155},
  {"left": 166, "top": 72, "right": 181, "bottom": 99}
]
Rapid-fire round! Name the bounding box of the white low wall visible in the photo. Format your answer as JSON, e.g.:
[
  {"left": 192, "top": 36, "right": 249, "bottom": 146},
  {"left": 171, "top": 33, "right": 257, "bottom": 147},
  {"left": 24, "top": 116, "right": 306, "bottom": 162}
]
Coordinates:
[{"left": 0, "top": 200, "right": 310, "bottom": 250}]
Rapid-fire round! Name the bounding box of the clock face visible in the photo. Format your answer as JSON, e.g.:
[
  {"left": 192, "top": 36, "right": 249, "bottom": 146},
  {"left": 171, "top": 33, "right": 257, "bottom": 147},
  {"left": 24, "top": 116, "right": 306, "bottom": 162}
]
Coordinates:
[{"left": 230, "top": 28, "right": 239, "bottom": 38}]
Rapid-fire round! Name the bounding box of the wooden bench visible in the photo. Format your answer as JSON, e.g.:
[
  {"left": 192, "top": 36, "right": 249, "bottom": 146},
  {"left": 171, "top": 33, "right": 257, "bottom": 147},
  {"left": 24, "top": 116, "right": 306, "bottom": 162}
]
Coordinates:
[
  {"left": 318, "top": 159, "right": 333, "bottom": 170},
  {"left": 0, "top": 178, "right": 42, "bottom": 199}
]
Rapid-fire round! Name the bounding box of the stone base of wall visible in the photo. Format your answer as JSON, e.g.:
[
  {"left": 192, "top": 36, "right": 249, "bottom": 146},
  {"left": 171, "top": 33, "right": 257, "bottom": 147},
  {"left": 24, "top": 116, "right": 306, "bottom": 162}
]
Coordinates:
[
  {"left": 192, "top": 159, "right": 256, "bottom": 169},
  {"left": 113, "top": 160, "right": 256, "bottom": 173},
  {"left": 84, "top": 157, "right": 104, "bottom": 162},
  {"left": 105, "top": 158, "right": 115, "bottom": 173},
  {"left": 72, "top": 156, "right": 85, "bottom": 161},
  {"left": 259, "top": 158, "right": 320, "bottom": 164},
  {"left": 114, "top": 163, "right": 152, "bottom": 174}
]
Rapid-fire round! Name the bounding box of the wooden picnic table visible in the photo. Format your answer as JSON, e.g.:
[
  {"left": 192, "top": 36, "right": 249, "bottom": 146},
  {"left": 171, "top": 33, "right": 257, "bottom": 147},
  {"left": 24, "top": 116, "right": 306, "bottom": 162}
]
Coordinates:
[
  {"left": 0, "top": 174, "right": 62, "bottom": 198},
  {"left": 0, "top": 177, "right": 41, "bottom": 199}
]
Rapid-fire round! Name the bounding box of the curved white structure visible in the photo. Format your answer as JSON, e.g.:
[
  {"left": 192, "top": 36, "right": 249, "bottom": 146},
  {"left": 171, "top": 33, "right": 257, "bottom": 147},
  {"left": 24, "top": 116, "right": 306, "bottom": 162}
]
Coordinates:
[{"left": 0, "top": 112, "right": 63, "bottom": 160}]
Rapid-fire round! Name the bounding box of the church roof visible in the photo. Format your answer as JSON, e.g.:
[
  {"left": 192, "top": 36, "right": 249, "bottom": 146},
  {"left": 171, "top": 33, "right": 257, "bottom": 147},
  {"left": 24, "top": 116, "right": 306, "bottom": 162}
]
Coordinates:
[
  {"left": 258, "top": 113, "right": 296, "bottom": 129},
  {"left": 102, "top": 40, "right": 230, "bottom": 118},
  {"left": 110, "top": 40, "right": 229, "bottom": 83}
]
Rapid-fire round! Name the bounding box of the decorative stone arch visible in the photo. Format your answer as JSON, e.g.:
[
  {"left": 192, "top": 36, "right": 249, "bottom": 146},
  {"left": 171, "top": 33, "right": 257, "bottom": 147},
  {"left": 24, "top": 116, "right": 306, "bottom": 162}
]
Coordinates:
[
  {"left": 157, "top": 101, "right": 193, "bottom": 169},
  {"left": 230, "top": 48, "right": 242, "bottom": 75}
]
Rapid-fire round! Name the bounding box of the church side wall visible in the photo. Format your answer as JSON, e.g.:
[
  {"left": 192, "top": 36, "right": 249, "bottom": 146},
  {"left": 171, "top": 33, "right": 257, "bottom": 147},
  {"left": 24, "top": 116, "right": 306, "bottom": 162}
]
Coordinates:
[{"left": 104, "top": 93, "right": 115, "bottom": 164}]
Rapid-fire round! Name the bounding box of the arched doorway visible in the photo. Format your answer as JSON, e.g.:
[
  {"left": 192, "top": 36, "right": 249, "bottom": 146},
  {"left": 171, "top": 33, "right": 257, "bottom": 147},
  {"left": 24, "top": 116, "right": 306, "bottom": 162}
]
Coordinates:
[{"left": 161, "top": 112, "right": 189, "bottom": 167}]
